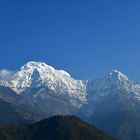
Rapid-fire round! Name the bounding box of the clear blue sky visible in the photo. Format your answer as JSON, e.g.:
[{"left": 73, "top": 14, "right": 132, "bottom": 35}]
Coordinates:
[{"left": 0, "top": 0, "right": 140, "bottom": 81}]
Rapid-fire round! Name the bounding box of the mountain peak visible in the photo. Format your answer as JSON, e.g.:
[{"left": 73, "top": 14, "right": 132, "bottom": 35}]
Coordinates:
[
  {"left": 21, "top": 61, "right": 71, "bottom": 77},
  {"left": 22, "top": 61, "right": 45, "bottom": 67},
  {"left": 21, "top": 61, "right": 55, "bottom": 71},
  {"left": 23, "top": 61, "right": 50, "bottom": 67},
  {"left": 107, "top": 70, "right": 128, "bottom": 81}
]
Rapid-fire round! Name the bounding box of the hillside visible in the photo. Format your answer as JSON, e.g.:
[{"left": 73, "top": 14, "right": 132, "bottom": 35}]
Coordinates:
[{"left": 0, "top": 115, "right": 115, "bottom": 140}]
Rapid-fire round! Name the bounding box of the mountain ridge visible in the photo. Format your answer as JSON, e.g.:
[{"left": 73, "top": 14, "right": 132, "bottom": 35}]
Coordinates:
[{"left": 0, "top": 115, "right": 115, "bottom": 140}]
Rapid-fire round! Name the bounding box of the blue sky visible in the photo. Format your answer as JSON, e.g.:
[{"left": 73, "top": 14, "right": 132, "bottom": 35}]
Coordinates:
[{"left": 0, "top": 0, "right": 140, "bottom": 81}]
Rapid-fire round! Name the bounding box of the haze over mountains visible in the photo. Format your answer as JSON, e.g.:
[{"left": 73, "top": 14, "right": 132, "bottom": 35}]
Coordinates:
[{"left": 0, "top": 61, "right": 140, "bottom": 140}]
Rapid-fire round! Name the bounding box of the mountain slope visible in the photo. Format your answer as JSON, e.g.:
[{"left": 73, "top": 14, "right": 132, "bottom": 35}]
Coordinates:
[
  {"left": 0, "top": 115, "right": 115, "bottom": 140},
  {"left": 0, "top": 98, "right": 32, "bottom": 125},
  {"left": 78, "top": 70, "right": 140, "bottom": 140},
  {"left": 0, "top": 86, "right": 44, "bottom": 124}
]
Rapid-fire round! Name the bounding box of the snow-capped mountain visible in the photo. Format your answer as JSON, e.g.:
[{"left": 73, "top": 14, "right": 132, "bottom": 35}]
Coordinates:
[
  {"left": 78, "top": 69, "right": 140, "bottom": 118},
  {"left": 78, "top": 70, "right": 140, "bottom": 140},
  {"left": 0, "top": 61, "right": 87, "bottom": 108},
  {"left": 1, "top": 61, "right": 140, "bottom": 140},
  {"left": 87, "top": 69, "right": 140, "bottom": 98},
  {"left": 1, "top": 61, "right": 140, "bottom": 108}
]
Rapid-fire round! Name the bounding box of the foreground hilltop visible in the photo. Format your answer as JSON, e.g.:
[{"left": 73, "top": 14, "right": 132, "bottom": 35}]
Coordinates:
[{"left": 0, "top": 115, "right": 115, "bottom": 140}]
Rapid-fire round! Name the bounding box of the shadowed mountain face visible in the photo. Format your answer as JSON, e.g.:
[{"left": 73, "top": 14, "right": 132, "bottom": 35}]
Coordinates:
[
  {"left": 80, "top": 78, "right": 140, "bottom": 140},
  {"left": 0, "top": 98, "right": 30, "bottom": 124},
  {"left": 0, "top": 115, "right": 115, "bottom": 140},
  {"left": 0, "top": 86, "right": 45, "bottom": 124},
  {"left": 79, "top": 93, "right": 140, "bottom": 140}
]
